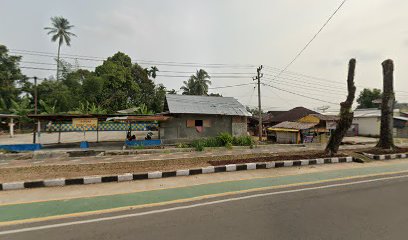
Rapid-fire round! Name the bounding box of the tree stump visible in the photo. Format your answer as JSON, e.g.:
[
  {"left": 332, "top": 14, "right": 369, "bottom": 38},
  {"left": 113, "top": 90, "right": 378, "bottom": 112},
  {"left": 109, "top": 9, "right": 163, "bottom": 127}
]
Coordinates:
[
  {"left": 325, "top": 59, "right": 356, "bottom": 156},
  {"left": 376, "top": 59, "right": 395, "bottom": 150}
]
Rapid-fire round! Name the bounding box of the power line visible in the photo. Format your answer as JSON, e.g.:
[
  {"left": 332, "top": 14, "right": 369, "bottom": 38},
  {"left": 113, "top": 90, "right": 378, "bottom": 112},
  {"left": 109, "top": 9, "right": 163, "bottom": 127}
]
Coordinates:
[
  {"left": 20, "top": 66, "right": 254, "bottom": 79},
  {"left": 11, "top": 50, "right": 256, "bottom": 69},
  {"left": 11, "top": 48, "right": 258, "bottom": 67},
  {"left": 20, "top": 60, "right": 254, "bottom": 76},
  {"left": 267, "top": 0, "right": 348, "bottom": 82},
  {"left": 156, "top": 74, "right": 251, "bottom": 79},
  {"left": 209, "top": 83, "right": 255, "bottom": 89},
  {"left": 262, "top": 82, "right": 338, "bottom": 105},
  {"left": 263, "top": 79, "right": 346, "bottom": 97},
  {"left": 263, "top": 76, "right": 347, "bottom": 95}
]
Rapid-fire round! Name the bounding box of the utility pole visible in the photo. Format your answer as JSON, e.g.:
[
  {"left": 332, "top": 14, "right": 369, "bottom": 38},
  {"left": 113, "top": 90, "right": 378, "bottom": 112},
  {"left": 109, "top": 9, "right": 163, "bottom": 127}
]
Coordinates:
[
  {"left": 253, "top": 65, "right": 263, "bottom": 141},
  {"left": 33, "top": 76, "right": 38, "bottom": 144}
]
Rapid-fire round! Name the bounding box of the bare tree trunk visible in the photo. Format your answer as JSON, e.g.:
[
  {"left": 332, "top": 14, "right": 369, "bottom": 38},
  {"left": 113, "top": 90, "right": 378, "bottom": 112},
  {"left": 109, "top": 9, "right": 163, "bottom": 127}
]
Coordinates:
[
  {"left": 325, "top": 59, "right": 357, "bottom": 156},
  {"left": 57, "top": 42, "right": 61, "bottom": 81},
  {"left": 376, "top": 59, "right": 395, "bottom": 149}
]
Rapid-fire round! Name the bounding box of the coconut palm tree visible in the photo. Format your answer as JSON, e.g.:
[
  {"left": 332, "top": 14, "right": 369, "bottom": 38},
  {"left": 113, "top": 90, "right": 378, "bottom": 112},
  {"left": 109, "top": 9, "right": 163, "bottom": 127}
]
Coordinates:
[
  {"left": 180, "top": 69, "right": 211, "bottom": 95},
  {"left": 144, "top": 66, "right": 159, "bottom": 79},
  {"left": 149, "top": 66, "right": 159, "bottom": 79},
  {"left": 180, "top": 78, "right": 196, "bottom": 95},
  {"left": 44, "top": 16, "right": 76, "bottom": 80}
]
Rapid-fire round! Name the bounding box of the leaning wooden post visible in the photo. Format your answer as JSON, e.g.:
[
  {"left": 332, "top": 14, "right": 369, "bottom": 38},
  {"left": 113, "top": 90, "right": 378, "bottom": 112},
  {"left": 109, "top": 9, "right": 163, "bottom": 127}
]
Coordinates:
[
  {"left": 376, "top": 59, "right": 395, "bottom": 149},
  {"left": 325, "top": 59, "right": 357, "bottom": 156}
]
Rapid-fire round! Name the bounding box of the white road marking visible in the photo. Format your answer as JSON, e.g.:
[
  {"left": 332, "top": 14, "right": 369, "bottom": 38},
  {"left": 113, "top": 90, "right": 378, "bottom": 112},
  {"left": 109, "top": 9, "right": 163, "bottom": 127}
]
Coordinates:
[{"left": 1, "top": 173, "right": 408, "bottom": 235}]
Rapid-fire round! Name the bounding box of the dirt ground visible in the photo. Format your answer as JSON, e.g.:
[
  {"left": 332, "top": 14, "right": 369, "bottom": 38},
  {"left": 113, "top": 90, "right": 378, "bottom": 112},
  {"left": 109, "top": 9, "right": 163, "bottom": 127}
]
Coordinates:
[
  {"left": 0, "top": 149, "right": 363, "bottom": 182},
  {"left": 363, "top": 147, "right": 408, "bottom": 155}
]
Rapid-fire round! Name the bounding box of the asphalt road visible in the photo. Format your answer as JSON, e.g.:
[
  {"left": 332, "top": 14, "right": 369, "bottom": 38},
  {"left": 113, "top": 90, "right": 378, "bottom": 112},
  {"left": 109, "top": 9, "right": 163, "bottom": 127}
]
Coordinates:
[{"left": 2, "top": 172, "right": 408, "bottom": 240}]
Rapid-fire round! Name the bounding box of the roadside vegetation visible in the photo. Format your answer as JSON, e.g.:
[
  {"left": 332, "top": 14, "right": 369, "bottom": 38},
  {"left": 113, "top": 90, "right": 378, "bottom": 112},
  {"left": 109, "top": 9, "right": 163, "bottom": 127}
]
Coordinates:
[{"left": 184, "top": 133, "right": 254, "bottom": 151}]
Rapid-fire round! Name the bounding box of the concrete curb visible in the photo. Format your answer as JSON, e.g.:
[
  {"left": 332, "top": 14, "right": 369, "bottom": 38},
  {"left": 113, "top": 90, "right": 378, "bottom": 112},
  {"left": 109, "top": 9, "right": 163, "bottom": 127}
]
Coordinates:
[
  {"left": 362, "top": 152, "right": 408, "bottom": 160},
  {"left": 0, "top": 156, "right": 354, "bottom": 191}
]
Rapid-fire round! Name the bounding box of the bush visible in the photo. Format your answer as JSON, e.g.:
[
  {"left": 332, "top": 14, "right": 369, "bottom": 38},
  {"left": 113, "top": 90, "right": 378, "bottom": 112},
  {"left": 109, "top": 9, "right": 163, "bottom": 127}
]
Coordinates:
[
  {"left": 191, "top": 139, "right": 206, "bottom": 151},
  {"left": 176, "top": 143, "right": 189, "bottom": 148},
  {"left": 225, "top": 142, "right": 233, "bottom": 149},
  {"left": 203, "top": 137, "right": 223, "bottom": 147},
  {"left": 217, "top": 132, "right": 233, "bottom": 146},
  {"left": 232, "top": 135, "right": 254, "bottom": 146}
]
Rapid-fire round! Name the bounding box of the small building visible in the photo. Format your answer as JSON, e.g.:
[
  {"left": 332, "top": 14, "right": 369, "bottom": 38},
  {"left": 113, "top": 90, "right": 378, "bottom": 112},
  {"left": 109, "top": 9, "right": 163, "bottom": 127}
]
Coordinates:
[
  {"left": 267, "top": 107, "right": 319, "bottom": 126},
  {"left": 247, "top": 110, "right": 285, "bottom": 136},
  {"left": 394, "top": 116, "right": 408, "bottom": 138},
  {"left": 160, "top": 94, "right": 251, "bottom": 143},
  {"left": 352, "top": 108, "right": 407, "bottom": 137},
  {"left": 267, "top": 121, "right": 318, "bottom": 144},
  {"left": 297, "top": 114, "right": 339, "bottom": 133}
]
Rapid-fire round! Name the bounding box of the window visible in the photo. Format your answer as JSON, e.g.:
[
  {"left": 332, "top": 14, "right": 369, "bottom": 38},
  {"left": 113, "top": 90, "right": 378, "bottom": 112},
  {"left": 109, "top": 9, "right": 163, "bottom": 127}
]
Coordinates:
[
  {"left": 195, "top": 120, "right": 203, "bottom": 127},
  {"left": 187, "top": 119, "right": 211, "bottom": 128}
]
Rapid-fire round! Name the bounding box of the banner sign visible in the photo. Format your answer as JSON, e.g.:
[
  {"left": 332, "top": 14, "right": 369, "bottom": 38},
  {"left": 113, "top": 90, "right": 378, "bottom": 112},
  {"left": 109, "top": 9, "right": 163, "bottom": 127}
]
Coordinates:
[{"left": 72, "top": 118, "right": 98, "bottom": 128}]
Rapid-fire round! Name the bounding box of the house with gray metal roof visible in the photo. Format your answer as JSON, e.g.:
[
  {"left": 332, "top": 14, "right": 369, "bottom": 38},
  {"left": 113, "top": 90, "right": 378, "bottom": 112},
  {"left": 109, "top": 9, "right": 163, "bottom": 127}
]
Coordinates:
[
  {"left": 160, "top": 94, "right": 251, "bottom": 143},
  {"left": 352, "top": 108, "right": 408, "bottom": 137}
]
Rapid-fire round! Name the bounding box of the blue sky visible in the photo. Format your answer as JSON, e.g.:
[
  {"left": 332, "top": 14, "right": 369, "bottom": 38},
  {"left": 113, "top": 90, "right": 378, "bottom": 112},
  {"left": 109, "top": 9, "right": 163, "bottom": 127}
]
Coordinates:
[{"left": 2, "top": 0, "right": 408, "bottom": 111}]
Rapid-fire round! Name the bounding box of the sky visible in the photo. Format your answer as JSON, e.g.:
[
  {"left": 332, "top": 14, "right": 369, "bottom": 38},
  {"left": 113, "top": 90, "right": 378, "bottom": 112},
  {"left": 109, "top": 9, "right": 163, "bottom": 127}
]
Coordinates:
[{"left": 1, "top": 0, "right": 408, "bottom": 112}]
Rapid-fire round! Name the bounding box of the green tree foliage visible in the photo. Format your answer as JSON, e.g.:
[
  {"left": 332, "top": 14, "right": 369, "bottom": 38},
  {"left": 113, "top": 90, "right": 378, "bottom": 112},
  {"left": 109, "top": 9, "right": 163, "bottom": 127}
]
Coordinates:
[
  {"left": 72, "top": 101, "right": 106, "bottom": 114},
  {"left": 167, "top": 89, "right": 177, "bottom": 94},
  {"left": 95, "top": 52, "right": 140, "bottom": 112},
  {"left": 134, "top": 103, "right": 154, "bottom": 115},
  {"left": 0, "top": 45, "right": 26, "bottom": 111},
  {"left": 356, "top": 88, "right": 382, "bottom": 109},
  {"left": 181, "top": 69, "right": 211, "bottom": 95},
  {"left": 37, "top": 79, "right": 73, "bottom": 113},
  {"left": 4, "top": 43, "right": 167, "bottom": 115},
  {"left": 10, "top": 97, "right": 32, "bottom": 129},
  {"left": 245, "top": 106, "right": 264, "bottom": 116},
  {"left": 44, "top": 16, "right": 76, "bottom": 80},
  {"left": 39, "top": 99, "right": 57, "bottom": 114}
]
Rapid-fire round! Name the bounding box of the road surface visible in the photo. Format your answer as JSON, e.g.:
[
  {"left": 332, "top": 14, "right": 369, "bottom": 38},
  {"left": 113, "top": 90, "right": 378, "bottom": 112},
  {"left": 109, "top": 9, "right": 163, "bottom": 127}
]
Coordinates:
[{"left": 1, "top": 159, "right": 408, "bottom": 239}]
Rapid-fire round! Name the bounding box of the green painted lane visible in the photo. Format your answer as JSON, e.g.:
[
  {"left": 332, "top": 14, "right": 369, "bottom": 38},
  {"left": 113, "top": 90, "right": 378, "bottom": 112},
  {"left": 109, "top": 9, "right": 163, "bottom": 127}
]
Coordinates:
[{"left": 2, "top": 162, "right": 408, "bottom": 223}]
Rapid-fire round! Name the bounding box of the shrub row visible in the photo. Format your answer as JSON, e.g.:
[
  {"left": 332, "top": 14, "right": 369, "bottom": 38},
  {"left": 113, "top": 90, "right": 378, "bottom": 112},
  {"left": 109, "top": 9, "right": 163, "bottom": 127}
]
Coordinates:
[{"left": 188, "top": 133, "right": 254, "bottom": 151}]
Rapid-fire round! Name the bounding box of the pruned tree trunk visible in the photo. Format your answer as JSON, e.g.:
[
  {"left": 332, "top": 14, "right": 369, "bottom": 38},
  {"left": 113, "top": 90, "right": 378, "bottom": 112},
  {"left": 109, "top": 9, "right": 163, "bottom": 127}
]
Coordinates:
[
  {"left": 376, "top": 59, "right": 395, "bottom": 149},
  {"left": 325, "top": 59, "right": 357, "bottom": 156}
]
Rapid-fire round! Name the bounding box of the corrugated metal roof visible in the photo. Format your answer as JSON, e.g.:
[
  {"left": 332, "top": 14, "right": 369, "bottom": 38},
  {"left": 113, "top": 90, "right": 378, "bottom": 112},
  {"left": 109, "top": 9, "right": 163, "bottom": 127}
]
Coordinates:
[
  {"left": 353, "top": 108, "right": 401, "bottom": 118},
  {"left": 270, "top": 121, "right": 317, "bottom": 130},
  {"left": 353, "top": 109, "right": 381, "bottom": 117},
  {"left": 165, "top": 94, "right": 252, "bottom": 116},
  {"left": 309, "top": 114, "right": 339, "bottom": 121},
  {"left": 394, "top": 116, "right": 408, "bottom": 121},
  {"left": 0, "top": 114, "right": 18, "bottom": 118}
]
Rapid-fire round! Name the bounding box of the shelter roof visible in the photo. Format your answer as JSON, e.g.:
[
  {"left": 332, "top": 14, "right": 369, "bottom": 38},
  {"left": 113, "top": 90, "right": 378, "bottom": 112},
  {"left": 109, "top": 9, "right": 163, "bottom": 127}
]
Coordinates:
[{"left": 268, "top": 121, "right": 317, "bottom": 131}]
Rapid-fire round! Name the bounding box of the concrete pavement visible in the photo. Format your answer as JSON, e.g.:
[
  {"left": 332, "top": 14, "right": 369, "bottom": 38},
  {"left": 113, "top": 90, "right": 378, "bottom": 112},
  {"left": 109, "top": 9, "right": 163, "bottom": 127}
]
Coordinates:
[
  {"left": 0, "top": 160, "right": 408, "bottom": 233},
  {"left": 2, "top": 171, "right": 408, "bottom": 239}
]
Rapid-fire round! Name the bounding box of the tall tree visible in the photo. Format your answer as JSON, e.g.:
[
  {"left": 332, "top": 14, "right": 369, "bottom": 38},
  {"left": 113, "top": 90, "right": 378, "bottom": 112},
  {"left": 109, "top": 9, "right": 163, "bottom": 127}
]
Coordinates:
[
  {"left": 95, "top": 52, "right": 140, "bottom": 112},
  {"left": 325, "top": 59, "right": 357, "bottom": 156},
  {"left": 356, "top": 88, "right": 382, "bottom": 109},
  {"left": 44, "top": 16, "right": 76, "bottom": 80},
  {"left": 0, "top": 45, "right": 26, "bottom": 111},
  {"left": 146, "top": 66, "right": 159, "bottom": 79},
  {"left": 376, "top": 59, "right": 395, "bottom": 149},
  {"left": 181, "top": 69, "right": 211, "bottom": 95},
  {"left": 37, "top": 79, "right": 72, "bottom": 113}
]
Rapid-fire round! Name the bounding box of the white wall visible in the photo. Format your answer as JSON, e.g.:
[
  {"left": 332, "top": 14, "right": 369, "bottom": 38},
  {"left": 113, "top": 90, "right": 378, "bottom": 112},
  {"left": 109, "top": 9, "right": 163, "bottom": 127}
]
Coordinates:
[{"left": 352, "top": 117, "right": 381, "bottom": 136}]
